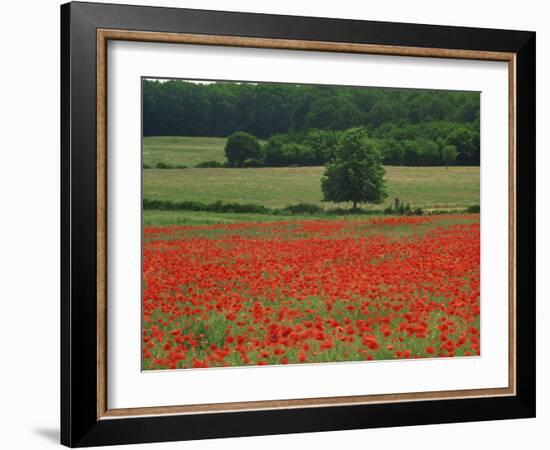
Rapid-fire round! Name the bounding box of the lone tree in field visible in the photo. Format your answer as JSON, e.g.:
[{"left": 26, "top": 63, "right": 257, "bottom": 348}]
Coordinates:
[
  {"left": 441, "top": 144, "right": 459, "bottom": 170},
  {"left": 321, "top": 127, "right": 387, "bottom": 209},
  {"left": 225, "top": 131, "right": 262, "bottom": 167}
]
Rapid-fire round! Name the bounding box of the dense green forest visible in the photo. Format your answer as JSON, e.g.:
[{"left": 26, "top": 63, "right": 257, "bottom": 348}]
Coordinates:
[{"left": 143, "top": 79, "right": 480, "bottom": 166}]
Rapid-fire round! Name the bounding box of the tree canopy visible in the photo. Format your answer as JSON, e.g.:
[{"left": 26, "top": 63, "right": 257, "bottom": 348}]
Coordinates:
[
  {"left": 224, "top": 132, "right": 263, "bottom": 167},
  {"left": 143, "top": 79, "right": 480, "bottom": 167},
  {"left": 441, "top": 144, "right": 459, "bottom": 169},
  {"left": 321, "top": 128, "right": 387, "bottom": 208}
]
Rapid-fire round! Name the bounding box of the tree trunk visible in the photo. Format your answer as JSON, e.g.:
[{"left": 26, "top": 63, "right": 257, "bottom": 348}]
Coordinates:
[{"left": 353, "top": 200, "right": 357, "bottom": 210}]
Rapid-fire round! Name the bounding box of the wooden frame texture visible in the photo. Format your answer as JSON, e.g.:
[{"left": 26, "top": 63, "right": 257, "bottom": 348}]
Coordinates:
[{"left": 62, "top": 1, "right": 536, "bottom": 447}]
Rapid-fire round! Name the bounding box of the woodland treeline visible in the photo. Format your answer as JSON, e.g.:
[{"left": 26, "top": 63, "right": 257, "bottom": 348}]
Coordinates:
[{"left": 143, "top": 79, "right": 480, "bottom": 166}]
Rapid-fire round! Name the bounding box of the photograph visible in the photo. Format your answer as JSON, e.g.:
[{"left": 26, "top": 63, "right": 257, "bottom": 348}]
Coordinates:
[
  {"left": 141, "top": 78, "right": 481, "bottom": 370},
  {"left": 56, "top": 1, "right": 536, "bottom": 446}
]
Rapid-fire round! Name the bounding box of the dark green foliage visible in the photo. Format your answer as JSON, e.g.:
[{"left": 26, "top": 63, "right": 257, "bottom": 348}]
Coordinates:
[
  {"left": 305, "top": 129, "right": 342, "bottom": 164},
  {"left": 143, "top": 199, "right": 272, "bottom": 214},
  {"left": 152, "top": 161, "right": 188, "bottom": 169},
  {"left": 224, "top": 131, "right": 263, "bottom": 167},
  {"left": 242, "top": 158, "right": 265, "bottom": 168},
  {"left": 230, "top": 121, "right": 479, "bottom": 168},
  {"left": 441, "top": 144, "right": 459, "bottom": 168},
  {"left": 264, "top": 135, "right": 316, "bottom": 166},
  {"left": 143, "top": 80, "right": 479, "bottom": 133},
  {"left": 305, "top": 97, "right": 365, "bottom": 131},
  {"left": 399, "top": 138, "right": 440, "bottom": 166},
  {"left": 279, "top": 143, "right": 315, "bottom": 166},
  {"left": 142, "top": 197, "right": 482, "bottom": 217},
  {"left": 283, "top": 203, "right": 323, "bottom": 214},
  {"left": 264, "top": 135, "right": 287, "bottom": 167},
  {"left": 374, "top": 138, "right": 404, "bottom": 165},
  {"left": 321, "top": 128, "right": 387, "bottom": 209},
  {"left": 143, "top": 79, "right": 480, "bottom": 167},
  {"left": 445, "top": 127, "right": 478, "bottom": 163},
  {"left": 416, "top": 139, "right": 440, "bottom": 165},
  {"left": 372, "top": 121, "right": 479, "bottom": 166}
]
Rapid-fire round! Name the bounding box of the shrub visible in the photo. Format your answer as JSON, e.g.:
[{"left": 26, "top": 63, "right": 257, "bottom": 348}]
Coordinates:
[
  {"left": 264, "top": 137, "right": 316, "bottom": 167},
  {"left": 225, "top": 131, "right": 263, "bottom": 167},
  {"left": 284, "top": 203, "right": 323, "bottom": 215},
  {"left": 142, "top": 199, "right": 272, "bottom": 214},
  {"left": 264, "top": 135, "right": 287, "bottom": 167},
  {"left": 242, "top": 158, "right": 264, "bottom": 168},
  {"left": 151, "top": 162, "right": 187, "bottom": 169},
  {"left": 441, "top": 144, "right": 459, "bottom": 168}
]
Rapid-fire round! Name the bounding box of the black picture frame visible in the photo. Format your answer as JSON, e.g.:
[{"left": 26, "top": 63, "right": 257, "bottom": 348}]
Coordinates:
[{"left": 61, "top": 1, "right": 535, "bottom": 447}]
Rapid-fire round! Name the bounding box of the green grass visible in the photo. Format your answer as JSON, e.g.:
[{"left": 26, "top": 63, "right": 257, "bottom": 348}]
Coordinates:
[
  {"left": 143, "top": 210, "right": 321, "bottom": 226},
  {"left": 143, "top": 136, "right": 479, "bottom": 226},
  {"left": 143, "top": 136, "right": 269, "bottom": 167},
  {"left": 143, "top": 136, "right": 228, "bottom": 167},
  {"left": 144, "top": 165, "right": 479, "bottom": 209}
]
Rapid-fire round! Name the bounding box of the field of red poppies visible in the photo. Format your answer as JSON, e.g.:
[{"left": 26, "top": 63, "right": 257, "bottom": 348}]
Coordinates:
[{"left": 142, "top": 215, "right": 480, "bottom": 370}]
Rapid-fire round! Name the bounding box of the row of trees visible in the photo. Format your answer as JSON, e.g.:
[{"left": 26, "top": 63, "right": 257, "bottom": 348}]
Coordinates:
[
  {"left": 226, "top": 127, "right": 452, "bottom": 209},
  {"left": 224, "top": 125, "right": 467, "bottom": 168},
  {"left": 371, "top": 121, "right": 478, "bottom": 165},
  {"left": 143, "top": 79, "right": 480, "bottom": 147}
]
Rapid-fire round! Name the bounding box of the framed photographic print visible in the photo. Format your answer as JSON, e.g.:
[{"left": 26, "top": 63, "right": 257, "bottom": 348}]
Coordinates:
[{"left": 60, "top": 1, "right": 536, "bottom": 447}]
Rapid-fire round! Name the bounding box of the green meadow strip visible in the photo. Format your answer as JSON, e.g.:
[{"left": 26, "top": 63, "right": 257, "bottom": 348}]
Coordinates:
[{"left": 143, "top": 198, "right": 479, "bottom": 217}]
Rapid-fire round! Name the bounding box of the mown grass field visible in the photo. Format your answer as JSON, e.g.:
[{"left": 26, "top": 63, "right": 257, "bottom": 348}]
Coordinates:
[
  {"left": 143, "top": 136, "right": 228, "bottom": 167},
  {"left": 142, "top": 136, "right": 479, "bottom": 225},
  {"left": 143, "top": 166, "right": 479, "bottom": 207},
  {"left": 143, "top": 136, "right": 269, "bottom": 167}
]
